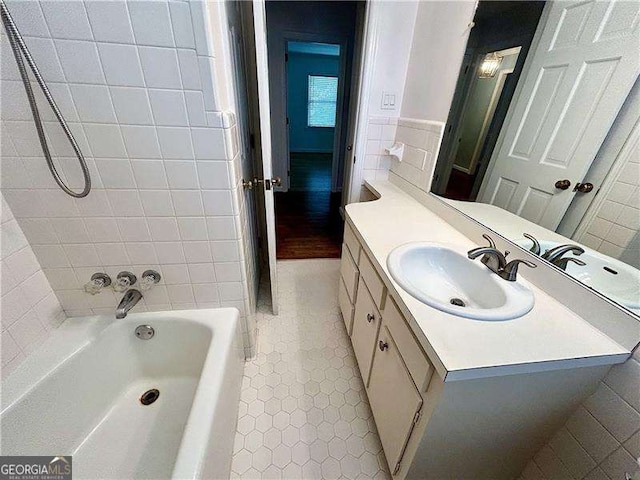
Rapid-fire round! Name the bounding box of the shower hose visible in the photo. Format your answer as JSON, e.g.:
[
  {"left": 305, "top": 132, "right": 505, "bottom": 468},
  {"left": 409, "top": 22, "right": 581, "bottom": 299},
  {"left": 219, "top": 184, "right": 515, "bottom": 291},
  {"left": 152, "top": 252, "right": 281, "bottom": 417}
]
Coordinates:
[{"left": 0, "top": 0, "right": 91, "bottom": 198}]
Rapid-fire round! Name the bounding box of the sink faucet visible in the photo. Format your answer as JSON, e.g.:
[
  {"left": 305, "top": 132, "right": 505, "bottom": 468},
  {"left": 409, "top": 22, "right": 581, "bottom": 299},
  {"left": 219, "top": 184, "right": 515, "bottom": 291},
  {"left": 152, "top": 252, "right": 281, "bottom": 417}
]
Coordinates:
[
  {"left": 523, "top": 233, "right": 541, "bottom": 255},
  {"left": 468, "top": 234, "right": 537, "bottom": 281},
  {"left": 541, "top": 244, "right": 585, "bottom": 264},
  {"left": 553, "top": 256, "right": 586, "bottom": 271},
  {"left": 116, "top": 289, "right": 143, "bottom": 319}
]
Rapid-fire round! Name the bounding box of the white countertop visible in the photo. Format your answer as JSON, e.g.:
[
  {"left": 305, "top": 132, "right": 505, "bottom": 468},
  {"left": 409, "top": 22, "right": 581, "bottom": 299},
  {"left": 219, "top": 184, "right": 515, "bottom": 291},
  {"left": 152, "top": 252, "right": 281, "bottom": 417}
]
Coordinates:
[{"left": 345, "top": 179, "right": 630, "bottom": 381}]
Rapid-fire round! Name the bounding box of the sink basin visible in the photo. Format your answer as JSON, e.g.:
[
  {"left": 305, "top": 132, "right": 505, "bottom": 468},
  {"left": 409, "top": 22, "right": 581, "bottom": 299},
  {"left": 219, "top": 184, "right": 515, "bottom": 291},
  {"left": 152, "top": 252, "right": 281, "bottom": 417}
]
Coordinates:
[
  {"left": 515, "top": 238, "right": 640, "bottom": 310},
  {"left": 387, "top": 242, "right": 534, "bottom": 320}
]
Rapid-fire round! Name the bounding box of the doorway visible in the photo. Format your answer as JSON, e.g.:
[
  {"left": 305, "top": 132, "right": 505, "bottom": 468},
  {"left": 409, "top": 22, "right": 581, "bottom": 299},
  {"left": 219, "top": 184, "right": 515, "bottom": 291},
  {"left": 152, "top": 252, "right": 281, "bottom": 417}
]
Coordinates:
[{"left": 263, "top": 1, "right": 361, "bottom": 260}]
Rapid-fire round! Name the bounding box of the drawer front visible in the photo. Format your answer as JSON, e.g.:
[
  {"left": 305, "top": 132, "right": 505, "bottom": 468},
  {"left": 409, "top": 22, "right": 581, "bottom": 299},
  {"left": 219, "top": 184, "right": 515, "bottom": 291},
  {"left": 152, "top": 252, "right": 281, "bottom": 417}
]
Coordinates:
[
  {"left": 343, "top": 223, "right": 361, "bottom": 264},
  {"left": 358, "top": 251, "right": 386, "bottom": 309},
  {"left": 338, "top": 277, "right": 354, "bottom": 335},
  {"left": 368, "top": 326, "right": 423, "bottom": 473},
  {"left": 351, "top": 277, "right": 381, "bottom": 384},
  {"left": 340, "top": 243, "right": 359, "bottom": 302},
  {"left": 384, "top": 297, "right": 433, "bottom": 391}
]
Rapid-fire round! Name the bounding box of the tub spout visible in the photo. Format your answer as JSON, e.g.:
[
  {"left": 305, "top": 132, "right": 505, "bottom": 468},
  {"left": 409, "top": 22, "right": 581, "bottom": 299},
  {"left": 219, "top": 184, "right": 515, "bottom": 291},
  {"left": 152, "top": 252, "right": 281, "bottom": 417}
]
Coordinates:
[{"left": 116, "top": 289, "right": 143, "bottom": 319}]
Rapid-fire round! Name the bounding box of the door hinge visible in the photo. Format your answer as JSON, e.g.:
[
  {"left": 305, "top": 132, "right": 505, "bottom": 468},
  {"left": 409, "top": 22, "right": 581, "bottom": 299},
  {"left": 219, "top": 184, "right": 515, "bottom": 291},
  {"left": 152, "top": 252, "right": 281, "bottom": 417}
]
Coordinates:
[
  {"left": 353, "top": 155, "right": 356, "bottom": 165},
  {"left": 285, "top": 52, "right": 288, "bottom": 62},
  {"left": 413, "top": 409, "right": 421, "bottom": 425},
  {"left": 393, "top": 462, "right": 401, "bottom": 475},
  {"left": 286, "top": 117, "right": 289, "bottom": 125}
]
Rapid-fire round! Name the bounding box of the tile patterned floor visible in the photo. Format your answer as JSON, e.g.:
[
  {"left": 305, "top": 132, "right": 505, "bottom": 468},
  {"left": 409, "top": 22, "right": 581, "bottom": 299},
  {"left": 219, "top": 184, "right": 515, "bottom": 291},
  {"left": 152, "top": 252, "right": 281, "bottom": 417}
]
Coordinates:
[{"left": 231, "top": 260, "right": 390, "bottom": 479}]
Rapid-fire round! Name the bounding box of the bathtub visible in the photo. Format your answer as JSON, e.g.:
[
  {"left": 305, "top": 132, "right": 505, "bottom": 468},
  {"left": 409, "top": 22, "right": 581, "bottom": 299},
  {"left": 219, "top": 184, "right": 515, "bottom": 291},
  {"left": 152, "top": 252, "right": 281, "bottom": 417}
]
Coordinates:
[{"left": 1, "top": 308, "right": 244, "bottom": 480}]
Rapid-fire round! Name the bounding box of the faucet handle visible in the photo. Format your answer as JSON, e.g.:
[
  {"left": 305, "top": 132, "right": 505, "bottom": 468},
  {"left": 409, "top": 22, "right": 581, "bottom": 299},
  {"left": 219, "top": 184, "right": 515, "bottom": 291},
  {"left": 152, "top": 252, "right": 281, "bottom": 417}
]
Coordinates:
[
  {"left": 482, "top": 233, "right": 496, "bottom": 249},
  {"left": 139, "top": 270, "right": 161, "bottom": 291},
  {"left": 501, "top": 259, "right": 537, "bottom": 281},
  {"left": 113, "top": 271, "right": 137, "bottom": 292},
  {"left": 523, "top": 233, "right": 541, "bottom": 255},
  {"left": 84, "top": 272, "right": 112, "bottom": 295}
]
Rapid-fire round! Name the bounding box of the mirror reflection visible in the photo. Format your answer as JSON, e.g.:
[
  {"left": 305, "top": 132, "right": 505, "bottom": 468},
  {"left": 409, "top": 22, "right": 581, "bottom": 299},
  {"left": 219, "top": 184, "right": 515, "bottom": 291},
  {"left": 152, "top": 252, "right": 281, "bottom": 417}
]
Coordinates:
[{"left": 431, "top": 0, "right": 640, "bottom": 315}]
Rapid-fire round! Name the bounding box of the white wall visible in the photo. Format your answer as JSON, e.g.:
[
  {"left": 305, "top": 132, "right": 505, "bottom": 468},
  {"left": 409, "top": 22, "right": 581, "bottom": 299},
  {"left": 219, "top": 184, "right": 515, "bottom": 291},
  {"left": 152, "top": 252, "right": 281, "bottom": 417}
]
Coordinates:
[
  {"left": 400, "top": 0, "right": 476, "bottom": 122},
  {"left": 1, "top": 194, "right": 65, "bottom": 378},
  {"left": 366, "top": 2, "right": 418, "bottom": 118},
  {"left": 0, "top": 0, "right": 257, "bottom": 358}
]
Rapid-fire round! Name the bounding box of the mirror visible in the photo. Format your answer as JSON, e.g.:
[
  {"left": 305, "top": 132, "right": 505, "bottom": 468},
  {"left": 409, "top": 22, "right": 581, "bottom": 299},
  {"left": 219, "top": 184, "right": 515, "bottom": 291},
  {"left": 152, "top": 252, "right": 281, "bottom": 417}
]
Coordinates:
[{"left": 431, "top": 0, "right": 640, "bottom": 316}]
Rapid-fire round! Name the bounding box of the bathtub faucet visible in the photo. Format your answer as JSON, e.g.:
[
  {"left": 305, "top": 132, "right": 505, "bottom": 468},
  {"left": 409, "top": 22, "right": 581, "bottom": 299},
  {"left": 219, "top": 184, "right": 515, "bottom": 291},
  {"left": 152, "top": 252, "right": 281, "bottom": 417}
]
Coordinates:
[{"left": 116, "top": 289, "right": 143, "bottom": 319}]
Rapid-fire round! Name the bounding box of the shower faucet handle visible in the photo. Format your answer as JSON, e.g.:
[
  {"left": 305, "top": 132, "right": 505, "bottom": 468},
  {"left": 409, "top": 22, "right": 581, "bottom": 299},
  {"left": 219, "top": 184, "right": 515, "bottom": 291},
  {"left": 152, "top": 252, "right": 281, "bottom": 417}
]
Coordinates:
[
  {"left": 113, "top": 271, "right": 137, "bottom": 292},
  {"left": 139, "top": 270, "right": 161, "bottom": 291},
  {"left": 84, "top": 273, "right": 112, "bottom": 295}
]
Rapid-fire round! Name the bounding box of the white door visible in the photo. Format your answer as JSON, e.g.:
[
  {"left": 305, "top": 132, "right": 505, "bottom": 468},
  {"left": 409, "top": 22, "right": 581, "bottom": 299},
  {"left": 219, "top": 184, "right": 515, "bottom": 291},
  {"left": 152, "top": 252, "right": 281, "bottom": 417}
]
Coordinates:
[
  {"left": 253, "top": 0, "right": 279, "bottom": 314},
  {"left": 479, "top": 0, "right": 640, "bottom": 230}
]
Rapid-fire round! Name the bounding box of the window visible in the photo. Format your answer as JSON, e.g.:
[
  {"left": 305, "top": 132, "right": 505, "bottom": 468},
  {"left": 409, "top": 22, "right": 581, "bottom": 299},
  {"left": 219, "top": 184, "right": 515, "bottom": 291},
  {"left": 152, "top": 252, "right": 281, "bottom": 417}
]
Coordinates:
[{"left": 307, "top": 75, "right": 338, "bottom": 127}]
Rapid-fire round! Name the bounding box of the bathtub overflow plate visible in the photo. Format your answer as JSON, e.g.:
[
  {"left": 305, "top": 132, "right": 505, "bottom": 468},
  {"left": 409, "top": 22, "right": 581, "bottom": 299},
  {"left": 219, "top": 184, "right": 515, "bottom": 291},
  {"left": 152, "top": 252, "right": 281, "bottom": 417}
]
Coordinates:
[{"left": 135, "top": 324, "right": 154, "bottom": 340}]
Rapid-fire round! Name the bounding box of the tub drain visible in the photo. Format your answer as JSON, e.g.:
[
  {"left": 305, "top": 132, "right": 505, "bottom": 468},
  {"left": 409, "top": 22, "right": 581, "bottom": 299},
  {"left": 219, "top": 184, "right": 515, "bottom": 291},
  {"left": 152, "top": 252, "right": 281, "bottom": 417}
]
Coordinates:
[
  {"left": 450, "top": 298, "right": 465, "bottom": 307},
  {"left": 140, "top": 389, "right": 160, "bottom": 405}
]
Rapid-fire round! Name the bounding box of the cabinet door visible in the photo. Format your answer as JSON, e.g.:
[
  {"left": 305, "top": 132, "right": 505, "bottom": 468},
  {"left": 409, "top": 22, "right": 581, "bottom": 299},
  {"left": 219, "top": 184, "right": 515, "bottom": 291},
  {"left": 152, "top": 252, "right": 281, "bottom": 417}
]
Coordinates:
[
  {"left": 352, "top": 277, "right": 381, "bottom": 384},
  {"left": 368, "top": 326, "right": 423, "bottom": 475}
]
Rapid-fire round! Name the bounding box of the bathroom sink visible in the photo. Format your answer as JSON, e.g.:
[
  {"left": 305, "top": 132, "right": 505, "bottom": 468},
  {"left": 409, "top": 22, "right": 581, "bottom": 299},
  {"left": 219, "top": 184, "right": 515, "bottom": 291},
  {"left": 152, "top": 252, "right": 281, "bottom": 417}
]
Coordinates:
[
  {"left": 386, "top": 242, "right": 534, "bottom": 320},
  {"left": 515, "top": 239, "right": 640, "bottom": 310}
]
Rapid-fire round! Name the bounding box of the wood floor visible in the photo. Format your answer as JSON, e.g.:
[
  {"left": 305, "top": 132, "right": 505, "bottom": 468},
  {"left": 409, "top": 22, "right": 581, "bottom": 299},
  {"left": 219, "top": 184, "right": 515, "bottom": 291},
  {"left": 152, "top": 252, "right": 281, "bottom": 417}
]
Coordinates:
[
  {"left": 275, "top": 190, "right": 343, "bottom": 259},
  {"left": 289, "top": 151, "right": 333, "bottom": 191}
]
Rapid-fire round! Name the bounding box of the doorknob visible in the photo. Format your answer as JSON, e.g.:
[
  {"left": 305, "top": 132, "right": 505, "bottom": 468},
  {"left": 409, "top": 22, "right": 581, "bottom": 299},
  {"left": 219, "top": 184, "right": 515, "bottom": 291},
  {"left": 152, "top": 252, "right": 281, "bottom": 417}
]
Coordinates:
[
  {"left": 242, "top": 179, "right": 253, "bottom": 190},
  {"left": 252, "top": 177, "right": 282, "bottom": 190},
  {"left": 574, "top": 182, "right": 594, "bottom": 193},
  {"left": 555, "top": 179, "right": 571, "bottom": 190}
]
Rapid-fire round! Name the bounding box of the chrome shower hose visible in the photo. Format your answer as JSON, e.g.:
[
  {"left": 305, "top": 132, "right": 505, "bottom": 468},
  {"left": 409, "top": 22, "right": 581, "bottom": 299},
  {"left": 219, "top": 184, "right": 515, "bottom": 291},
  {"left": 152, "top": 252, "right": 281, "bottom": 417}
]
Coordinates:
[{"left": 1, "top": 0, "right": 91, "bottom": 198}]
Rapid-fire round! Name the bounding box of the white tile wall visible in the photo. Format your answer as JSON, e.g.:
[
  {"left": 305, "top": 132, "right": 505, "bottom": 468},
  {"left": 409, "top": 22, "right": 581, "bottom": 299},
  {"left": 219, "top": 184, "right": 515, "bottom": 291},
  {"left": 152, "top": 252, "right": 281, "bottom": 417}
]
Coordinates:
[
  {"left": 1, "top": 0, "right": 258, "bottom": 359},
  {"left": 391, "top": 118, "right": 444, "bottom": 193},
  {"left": 362, "top": 116, "right": 397, "bottom": 184},
  {"left": 362, "top": 116, "right": 444, "bottom": 194},
  {"left": 519, "top": 348, "right": 640, "bottom": 480},
  {"left": 1, "top": 194, "right": 65, "bottom": 379},
  {"left": 578, "top": 133, "right": 640, "bottom": 268}
]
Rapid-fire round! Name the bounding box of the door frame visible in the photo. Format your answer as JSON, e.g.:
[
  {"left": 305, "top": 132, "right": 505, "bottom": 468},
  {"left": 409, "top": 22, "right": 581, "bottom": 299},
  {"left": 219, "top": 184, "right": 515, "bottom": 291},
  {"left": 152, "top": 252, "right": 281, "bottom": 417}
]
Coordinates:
[
  {"left": 346, "top": 0, "right": 380, "bottom": 204},
  {"left": 281, "top": 33, "right": 350, "bottom": 193},
  {"left": 456, "top": 47, "right": 521, "bottom": 176}
]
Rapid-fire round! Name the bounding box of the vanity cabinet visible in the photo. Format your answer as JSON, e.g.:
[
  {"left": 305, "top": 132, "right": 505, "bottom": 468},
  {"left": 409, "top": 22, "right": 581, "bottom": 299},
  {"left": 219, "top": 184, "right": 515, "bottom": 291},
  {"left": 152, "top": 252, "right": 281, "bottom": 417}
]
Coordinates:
[
  {"left": 351, "top": 276, "right": 382, "bottom": 383},
  {"left": 368, "top": 325, "right": 423, "bottom": 474},
  {"left": 340, "top": 224, "right": 436, "bottom": 475},
  {"left": 339, "top": 224, "right": 361, "bottom": 335},
  {"left": 337, "top": 219, "right": 614, "bottom": 479}
]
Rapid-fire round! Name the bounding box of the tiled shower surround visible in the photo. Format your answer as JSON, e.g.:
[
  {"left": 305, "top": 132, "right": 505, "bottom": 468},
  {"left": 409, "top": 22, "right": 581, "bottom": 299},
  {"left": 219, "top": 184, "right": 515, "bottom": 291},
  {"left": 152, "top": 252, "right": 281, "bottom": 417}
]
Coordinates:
[
  {"left": 1, "top": 195, "right": 65, "bottom": 379},
  {"left": 0, "top": 0, "right": 259, "bottom": 360}
]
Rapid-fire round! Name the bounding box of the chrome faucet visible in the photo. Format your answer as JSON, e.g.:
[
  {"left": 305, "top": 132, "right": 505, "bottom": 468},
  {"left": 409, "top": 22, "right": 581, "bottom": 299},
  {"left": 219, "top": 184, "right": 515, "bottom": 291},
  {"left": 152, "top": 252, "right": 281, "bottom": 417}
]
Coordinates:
[
  {"left": 541, "top": 244, "right": 585, "bottom": 264},
  {"left": 115, "top": 289, "right": 143, "bottom": 319},
  {"left": 468, "top": 234, "right": 536, "bottom": 281}
]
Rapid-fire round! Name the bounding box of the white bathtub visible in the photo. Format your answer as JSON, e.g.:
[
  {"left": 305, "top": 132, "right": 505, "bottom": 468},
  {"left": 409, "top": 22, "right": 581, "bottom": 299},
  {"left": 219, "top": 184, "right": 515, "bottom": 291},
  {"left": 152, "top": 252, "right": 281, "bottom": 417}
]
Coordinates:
[{"left": 1, "top": 308, "right": 244, "bottom": 480}]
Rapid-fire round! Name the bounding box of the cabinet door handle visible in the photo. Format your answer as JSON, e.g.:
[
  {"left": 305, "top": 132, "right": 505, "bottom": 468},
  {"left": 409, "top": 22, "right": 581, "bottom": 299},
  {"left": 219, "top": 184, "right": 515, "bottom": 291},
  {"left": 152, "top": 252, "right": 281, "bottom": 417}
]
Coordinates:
[
  {"left": 379, "top": 340, "right": 389, "bottom": 351},
  {"left": 367, "top": 313, "right": 375, "bottom": 323}
]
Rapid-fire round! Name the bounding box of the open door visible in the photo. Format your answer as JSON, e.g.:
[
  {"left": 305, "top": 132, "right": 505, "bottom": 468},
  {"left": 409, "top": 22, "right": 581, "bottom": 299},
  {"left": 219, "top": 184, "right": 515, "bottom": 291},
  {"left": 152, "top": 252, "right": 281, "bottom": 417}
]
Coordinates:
[
  {"left": 253, "top": 0, "right": 279, "bottom": 314},
  {"left": 478, "top": 1, "right": 640, "bottom": 230}
]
